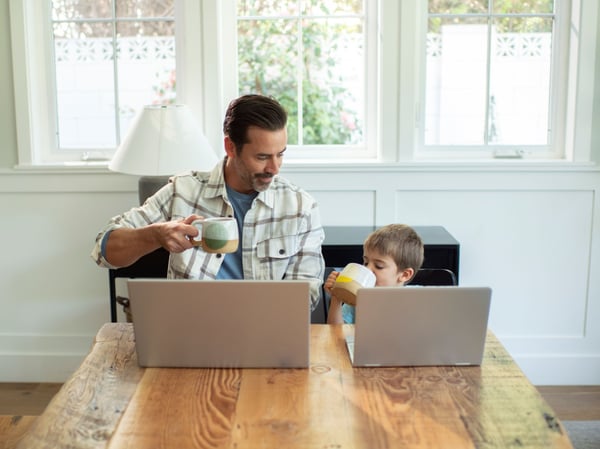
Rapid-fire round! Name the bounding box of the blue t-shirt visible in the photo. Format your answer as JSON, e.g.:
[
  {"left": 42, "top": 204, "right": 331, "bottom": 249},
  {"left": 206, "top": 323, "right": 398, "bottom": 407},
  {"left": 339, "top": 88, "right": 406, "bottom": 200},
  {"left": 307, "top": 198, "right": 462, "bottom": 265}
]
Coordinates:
[
  {"left": 216, "top": 185, "right": 258, "bottom": 279},
  {"left": 342, "top": 303, "right": 356, "bottom": 323}
]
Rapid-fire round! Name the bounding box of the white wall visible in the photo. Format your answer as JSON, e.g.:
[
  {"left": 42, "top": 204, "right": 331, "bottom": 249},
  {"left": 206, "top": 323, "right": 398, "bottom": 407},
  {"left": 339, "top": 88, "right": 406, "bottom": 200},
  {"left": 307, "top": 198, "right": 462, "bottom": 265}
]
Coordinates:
[{"left": 0, "top": 163, "right": 598, "bottom": 385}]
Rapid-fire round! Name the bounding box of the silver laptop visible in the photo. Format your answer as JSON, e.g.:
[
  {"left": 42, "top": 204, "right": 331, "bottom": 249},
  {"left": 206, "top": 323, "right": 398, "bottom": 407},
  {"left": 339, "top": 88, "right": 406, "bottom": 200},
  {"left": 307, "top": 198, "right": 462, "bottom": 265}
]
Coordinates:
[
  {"left": 127, "top": 279, "right": 311, "bottom": 368},
  {"left": 347, "top": 286, "right": 492, "bottom": 367}
]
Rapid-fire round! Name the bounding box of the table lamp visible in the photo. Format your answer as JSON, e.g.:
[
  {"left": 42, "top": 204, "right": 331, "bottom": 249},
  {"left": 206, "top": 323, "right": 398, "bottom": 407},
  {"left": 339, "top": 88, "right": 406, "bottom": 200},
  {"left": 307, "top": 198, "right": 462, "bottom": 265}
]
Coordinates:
[{"left": 109, "top": 104, "right": 219, "bottom": 204}]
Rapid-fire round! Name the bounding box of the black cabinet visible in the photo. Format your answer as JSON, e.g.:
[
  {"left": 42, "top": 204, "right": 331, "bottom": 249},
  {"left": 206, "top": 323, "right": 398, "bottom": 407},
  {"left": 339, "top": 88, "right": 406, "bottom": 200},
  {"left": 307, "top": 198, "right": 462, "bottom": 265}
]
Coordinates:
[{"left": 321, "top": 225, "right": 460, "bottom": 280}]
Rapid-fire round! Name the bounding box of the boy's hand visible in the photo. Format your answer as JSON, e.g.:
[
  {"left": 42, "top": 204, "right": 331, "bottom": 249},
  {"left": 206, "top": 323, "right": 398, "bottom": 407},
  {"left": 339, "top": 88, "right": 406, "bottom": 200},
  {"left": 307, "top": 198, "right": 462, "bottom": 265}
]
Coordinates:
[{"left": 324, "top": 271, "right": 340, "bottom": 295}]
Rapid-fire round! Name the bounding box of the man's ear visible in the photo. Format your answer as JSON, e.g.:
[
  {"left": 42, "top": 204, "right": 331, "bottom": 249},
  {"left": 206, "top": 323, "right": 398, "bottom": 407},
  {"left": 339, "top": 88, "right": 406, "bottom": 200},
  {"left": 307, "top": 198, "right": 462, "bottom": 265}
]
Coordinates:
[
  {"left": 224, "top": 136, "right": 236, "bottom": 158},
  {"left": 398, "top": 267, "right": 414, "bottom": 284}
]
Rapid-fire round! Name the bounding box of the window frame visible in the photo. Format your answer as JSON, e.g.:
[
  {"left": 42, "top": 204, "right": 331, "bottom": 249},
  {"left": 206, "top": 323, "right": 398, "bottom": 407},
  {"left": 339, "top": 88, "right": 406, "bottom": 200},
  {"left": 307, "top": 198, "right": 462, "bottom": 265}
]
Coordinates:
[
  {"left": 396, "top": 0, "right": 590, "bottom": 162},
  {"left": 414, "top": 1, "right": 567, "bottom": 159},
  {"left": 10, "top": 0, "right": 55, "bottom": 166},
  {"left": 9, "top": 0, "right": 206, "bottom": 167},
  {"left": 9, "top": 0, "right": 599, "bottom": 167}
]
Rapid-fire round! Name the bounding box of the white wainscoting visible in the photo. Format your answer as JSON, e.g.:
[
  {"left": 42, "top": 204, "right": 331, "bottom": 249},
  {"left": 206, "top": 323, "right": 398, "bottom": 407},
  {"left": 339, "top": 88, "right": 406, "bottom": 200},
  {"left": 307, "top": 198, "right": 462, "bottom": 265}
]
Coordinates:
[{"left": 0, "top": 164, "right": 598, "bottom": 384}]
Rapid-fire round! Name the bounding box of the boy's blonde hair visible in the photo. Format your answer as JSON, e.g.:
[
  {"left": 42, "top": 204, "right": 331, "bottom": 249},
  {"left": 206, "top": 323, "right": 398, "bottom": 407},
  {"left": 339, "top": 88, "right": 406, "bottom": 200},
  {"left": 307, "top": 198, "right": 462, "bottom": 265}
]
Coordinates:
[{"left": 363, "top": 224, "right": 424, "bottom": 280}]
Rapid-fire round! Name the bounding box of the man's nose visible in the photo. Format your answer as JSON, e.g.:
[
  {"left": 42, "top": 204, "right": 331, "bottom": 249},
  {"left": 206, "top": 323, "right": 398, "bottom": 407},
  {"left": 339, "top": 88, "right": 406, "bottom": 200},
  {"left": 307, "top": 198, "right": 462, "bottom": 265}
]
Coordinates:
[{"left": 266, "top": 158, "right": 280, "bottom": 174}]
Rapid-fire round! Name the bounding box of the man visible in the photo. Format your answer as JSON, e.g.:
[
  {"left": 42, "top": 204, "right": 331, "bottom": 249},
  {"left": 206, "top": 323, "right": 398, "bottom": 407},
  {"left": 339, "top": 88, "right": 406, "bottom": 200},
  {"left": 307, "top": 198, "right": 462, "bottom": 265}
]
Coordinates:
[{"left": 92, "top": 94, "right": 325, "bottom": 309}]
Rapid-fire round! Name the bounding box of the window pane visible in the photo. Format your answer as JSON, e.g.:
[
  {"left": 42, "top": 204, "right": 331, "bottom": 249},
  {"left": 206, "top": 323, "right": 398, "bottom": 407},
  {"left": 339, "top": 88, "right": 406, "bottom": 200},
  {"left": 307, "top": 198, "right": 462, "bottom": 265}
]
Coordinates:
[
  {"left": 237, "top": 0, "right": 362, "bottom": 17},
  {"left": 52, "top": 0, "right": 112, "bottom": 20},
  {"left": 489, "top": 17, "right": 552, "bottom": 144},
  {"left": 117, "top": 21, "right": 176, "bottom": 142},
  {"left": 302, "top": 0, "right": 363, "bottom": 16},
  {"left": 237, "top": 18, "right": 299, "bottom": 143},
  {"left": 237, "top": 2, "right": 366, "bottom": 147},
  {"left": 54, "top": 21, "right": 117, "bottom": 148},
  {"left": 237, "top": 0, "right": 299, "bottom": 16},
  {"left": 425, "top": 1, "right": 554, "bottom": 148},
  {"left": 116, "top": 0, "right": 174, "bottom": 18},
  {"left": 302, "top": 18, "right": 364, "bottom": 145},
  {"left": 425, "top": 18, "right": 488, "bottom": 145},
  {"left": 52, "top": 1, "right": 175, "bottom": 150},
  {"left": 428, "top": 0, "right": 488, "bottom": 15},
  {"left": 493, "top": 0, "right": 554, "bottom": 14}
]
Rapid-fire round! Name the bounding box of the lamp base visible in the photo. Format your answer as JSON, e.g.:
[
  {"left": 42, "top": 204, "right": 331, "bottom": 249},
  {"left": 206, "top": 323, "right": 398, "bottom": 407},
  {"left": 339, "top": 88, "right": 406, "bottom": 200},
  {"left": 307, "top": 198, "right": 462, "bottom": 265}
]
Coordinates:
[{"left": 138, "top": 175, "right": 171, "bottom": 205}]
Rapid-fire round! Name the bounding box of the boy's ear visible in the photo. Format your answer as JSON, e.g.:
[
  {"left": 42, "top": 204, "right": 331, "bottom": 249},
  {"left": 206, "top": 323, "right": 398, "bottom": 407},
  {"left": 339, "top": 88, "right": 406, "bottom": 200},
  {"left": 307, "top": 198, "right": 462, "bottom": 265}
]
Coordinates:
[{"left": 398, "top": 267, "right": 415, "bottom": 284}]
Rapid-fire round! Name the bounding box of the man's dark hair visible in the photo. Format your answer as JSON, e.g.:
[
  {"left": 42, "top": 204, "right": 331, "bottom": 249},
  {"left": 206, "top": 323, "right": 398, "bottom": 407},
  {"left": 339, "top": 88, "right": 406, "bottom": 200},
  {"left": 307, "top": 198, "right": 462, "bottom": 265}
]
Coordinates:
[{"left": 223, "top": 94, "right": 288, "bottom": 152}]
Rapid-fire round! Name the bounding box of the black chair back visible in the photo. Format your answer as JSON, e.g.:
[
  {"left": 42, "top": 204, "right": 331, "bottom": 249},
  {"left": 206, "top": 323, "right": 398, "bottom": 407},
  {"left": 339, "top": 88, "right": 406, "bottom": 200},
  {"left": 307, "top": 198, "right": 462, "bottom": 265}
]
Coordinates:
[{"left": 408, "top": 268, "right": 457, "bottom": 286}]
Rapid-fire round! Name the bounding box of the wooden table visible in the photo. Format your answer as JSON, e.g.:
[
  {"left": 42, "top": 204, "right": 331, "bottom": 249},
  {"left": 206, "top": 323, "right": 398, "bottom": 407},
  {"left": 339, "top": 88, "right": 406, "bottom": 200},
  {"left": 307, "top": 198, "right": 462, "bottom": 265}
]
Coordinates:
[{"left": 17, "top": 324, "right": 573, "bottom": 449}]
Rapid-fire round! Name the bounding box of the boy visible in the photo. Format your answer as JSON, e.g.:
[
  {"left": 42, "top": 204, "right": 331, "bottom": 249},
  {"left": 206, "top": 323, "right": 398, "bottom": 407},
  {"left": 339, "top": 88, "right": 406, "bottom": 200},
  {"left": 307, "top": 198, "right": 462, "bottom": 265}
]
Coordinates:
[{"left": 325, "top": 224, "right": 424, "bottom": 324}]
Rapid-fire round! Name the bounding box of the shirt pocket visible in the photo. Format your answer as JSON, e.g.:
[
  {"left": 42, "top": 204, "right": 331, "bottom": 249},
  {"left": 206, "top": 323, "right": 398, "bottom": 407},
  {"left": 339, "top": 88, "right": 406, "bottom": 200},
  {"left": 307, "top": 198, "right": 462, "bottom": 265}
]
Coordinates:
[{"left": 256, "top": 234, "right": 300, "bottom": 278}]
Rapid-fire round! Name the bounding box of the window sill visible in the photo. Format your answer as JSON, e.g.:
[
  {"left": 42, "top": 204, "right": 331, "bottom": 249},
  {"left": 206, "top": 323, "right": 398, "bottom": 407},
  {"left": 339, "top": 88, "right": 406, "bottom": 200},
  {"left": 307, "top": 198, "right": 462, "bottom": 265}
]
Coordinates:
[
  {"left": 282, "top": 159, "right": 599, "bottom": 173},
  {"left": 10, "top": 161, "right": 112, "bottom": 174},
  {"left": 1, "top": 159, "right": 598, "bottom": 195},
  {"left": 5, "top": 159, "right": 599, "bottom": 175}
]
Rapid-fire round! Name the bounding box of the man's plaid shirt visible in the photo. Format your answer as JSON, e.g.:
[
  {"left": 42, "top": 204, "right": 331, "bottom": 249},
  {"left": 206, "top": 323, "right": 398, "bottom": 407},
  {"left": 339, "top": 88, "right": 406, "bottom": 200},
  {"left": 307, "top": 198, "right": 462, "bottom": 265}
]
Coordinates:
[{"left": 92, "top": 159, "right": 325, "bottom": 310}]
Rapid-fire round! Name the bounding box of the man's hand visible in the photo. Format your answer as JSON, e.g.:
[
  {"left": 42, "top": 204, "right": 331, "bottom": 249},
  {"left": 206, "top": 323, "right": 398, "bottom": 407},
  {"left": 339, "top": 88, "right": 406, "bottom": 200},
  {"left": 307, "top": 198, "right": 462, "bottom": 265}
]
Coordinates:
[
  {"left": 105, "top": 214, "right": 204, "bottom": 267},
  {"left": 155, "top": 215, "right": 203, "bottom": 253}
]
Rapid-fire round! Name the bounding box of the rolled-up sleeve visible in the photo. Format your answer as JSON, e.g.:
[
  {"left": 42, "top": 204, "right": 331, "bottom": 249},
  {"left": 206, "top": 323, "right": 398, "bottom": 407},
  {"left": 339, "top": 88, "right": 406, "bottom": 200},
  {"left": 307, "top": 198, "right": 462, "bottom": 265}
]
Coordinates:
[{"left": 90, "top": 182, "right": 176, "bottom": 269}]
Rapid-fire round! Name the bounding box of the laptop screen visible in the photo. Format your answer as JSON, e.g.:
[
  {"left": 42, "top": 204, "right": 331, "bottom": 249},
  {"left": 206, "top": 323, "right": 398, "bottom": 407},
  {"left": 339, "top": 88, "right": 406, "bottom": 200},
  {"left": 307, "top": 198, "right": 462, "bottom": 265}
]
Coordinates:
[
  {"left": 127, "top": 279, "right": 312, "bottom": 368},
  {"left": 350, "top": 286, "right": 492, "bottom": 367}
]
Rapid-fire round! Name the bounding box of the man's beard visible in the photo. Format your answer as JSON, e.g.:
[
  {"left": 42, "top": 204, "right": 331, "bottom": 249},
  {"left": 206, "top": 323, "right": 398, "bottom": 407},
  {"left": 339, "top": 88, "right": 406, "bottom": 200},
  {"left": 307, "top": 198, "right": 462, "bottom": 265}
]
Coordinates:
[
  {"left": 231, "top": 156, "right": 275, "bottom": 193},
  {"left": 252, "top": 173, "right": 274, "bottom": 192}
]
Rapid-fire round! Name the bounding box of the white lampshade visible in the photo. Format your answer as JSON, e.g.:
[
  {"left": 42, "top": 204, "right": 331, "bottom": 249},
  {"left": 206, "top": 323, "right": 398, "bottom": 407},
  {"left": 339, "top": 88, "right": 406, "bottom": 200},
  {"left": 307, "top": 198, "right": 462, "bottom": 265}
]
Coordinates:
[{"left": 109, "top": 104, "right": 218, "bottom": 176}]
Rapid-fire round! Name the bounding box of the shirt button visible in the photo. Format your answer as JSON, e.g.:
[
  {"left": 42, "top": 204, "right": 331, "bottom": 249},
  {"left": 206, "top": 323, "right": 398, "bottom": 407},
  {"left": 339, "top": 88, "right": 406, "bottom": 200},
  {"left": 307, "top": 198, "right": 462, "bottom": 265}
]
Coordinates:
[
  {"left": 279, "top": 249, "right": 285, "bottom": 255},
  {"left": 216, "top": 253, "right": 222, "bottom": 258}
]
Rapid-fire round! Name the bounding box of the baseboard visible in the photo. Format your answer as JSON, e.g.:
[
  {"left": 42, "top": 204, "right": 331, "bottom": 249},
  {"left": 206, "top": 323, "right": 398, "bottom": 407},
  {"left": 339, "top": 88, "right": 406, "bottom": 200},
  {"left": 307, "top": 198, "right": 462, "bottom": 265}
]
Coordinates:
[
  {"left": 1, "top": 338, "right": 599, "bottom": 384},
  {"left": 0, "top": 354, "right": 85, "bottom": 382},
  {"left": 0, "top": 334, "right": 93, "bottom": 382},
  {"left": 514, "top": 354, "right": 600, "bottom": 385}
]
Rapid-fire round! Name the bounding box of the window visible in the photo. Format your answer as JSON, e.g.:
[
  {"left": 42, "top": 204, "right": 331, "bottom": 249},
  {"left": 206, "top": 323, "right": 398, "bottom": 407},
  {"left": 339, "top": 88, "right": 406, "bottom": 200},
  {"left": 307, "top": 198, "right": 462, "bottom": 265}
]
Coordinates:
[
  {"left": 51, "top": 0, "right": 176, "bottom": 154},
  {"left": 234, "top": 0, "right": 377, "bottom": 160},
  {"left": 11, "top": 0, "right": 180, "bottom": 165},
  {"left": 422, "top": 0, "right": 561, "bottom": 157},
  {"left": 10, "top": 0, "right": 597, "bottom": 166}
]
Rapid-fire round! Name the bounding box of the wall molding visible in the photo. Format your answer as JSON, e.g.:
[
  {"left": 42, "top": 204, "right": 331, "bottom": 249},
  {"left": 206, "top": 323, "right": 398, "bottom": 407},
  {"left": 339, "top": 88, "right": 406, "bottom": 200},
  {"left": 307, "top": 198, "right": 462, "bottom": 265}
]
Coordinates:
[
  {"left": 0, "top": 334, "right": 94, "bottom": 382},
  {"left": 0, "top": 163, "right": 598, "bottom": 193},
  {"left": 0, "top": 354, "right": 86, "bottom": 382},
  {"left": 1, "top": 336, "right": 597, "bottom": 385},
  {"left": 514, "top": 355, "right": 600, "bottom": 385}
]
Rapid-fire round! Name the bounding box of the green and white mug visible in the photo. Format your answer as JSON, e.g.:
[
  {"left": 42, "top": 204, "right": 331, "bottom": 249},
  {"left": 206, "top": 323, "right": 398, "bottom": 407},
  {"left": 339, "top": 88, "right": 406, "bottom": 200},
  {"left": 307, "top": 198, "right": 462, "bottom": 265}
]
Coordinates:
[{"left": 191, "top": 217, "right": 238, "bottom": 254}]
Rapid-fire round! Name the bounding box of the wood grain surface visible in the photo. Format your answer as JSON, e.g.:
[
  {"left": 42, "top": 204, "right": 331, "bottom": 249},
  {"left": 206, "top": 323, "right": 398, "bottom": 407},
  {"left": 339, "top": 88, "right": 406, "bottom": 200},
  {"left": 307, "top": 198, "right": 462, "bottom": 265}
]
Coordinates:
[
  {"left": 16, "top": 324, "right": 573, "bottom": 449},
  {"left": 16, "top": 323, "right": 142, "bottom": 449},
  {"left": 0, "top": 416, "right": 37, "bottom": 449}
]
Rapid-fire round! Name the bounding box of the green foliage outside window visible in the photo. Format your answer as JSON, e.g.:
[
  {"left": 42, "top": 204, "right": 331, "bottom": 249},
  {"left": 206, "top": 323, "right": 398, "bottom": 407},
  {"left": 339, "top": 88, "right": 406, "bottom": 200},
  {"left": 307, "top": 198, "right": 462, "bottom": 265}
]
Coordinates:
[
  {"left": 429, "top": 0, "right": 554, "bottom": 32},
  {"left": 237, "top": 10, "right": 363, "bottom": 145}
]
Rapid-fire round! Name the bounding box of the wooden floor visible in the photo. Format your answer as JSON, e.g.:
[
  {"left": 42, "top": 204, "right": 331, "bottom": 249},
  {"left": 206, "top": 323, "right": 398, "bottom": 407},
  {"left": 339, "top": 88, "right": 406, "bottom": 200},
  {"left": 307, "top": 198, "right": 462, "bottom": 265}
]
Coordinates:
[
  {"left": 0, "top": 383, "right": 599, "bottom": 420},
  {"left": 0, "top": 383, "right": 63, "bottom": 416},
  {"left": 537, "top": 385, "right": 600, "bottom": 420}
]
